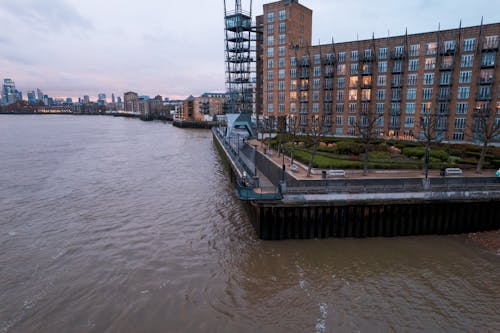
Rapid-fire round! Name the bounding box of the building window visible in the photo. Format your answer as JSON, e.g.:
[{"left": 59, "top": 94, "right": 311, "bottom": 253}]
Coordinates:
[
  {"left": 290, "top": 68, "right": 296, "bottom": 78},
  {"left": 278, "top": 92, "right": 285, "bottom": 103},
  {"left": 278, "top": 58, "right": 285, "bottom": 68},
  {"left": 361, "top": 89, "right": 371, "bottom": 101},
  {"left": 267, "top": 47, "right": 274, "bottom": 57},
  {"left": 409, "top": 44, "right": 420, "bottom": 57},
  {"left": 312, "top": 103, "right": 319, "bottom": 113},
  {"left": 423, "top": 73, "right": 434, "bottom": 85},
  {"left": 337, "top": 64, "right": 346, "bottom": 75},
  {"left": 279, "top": 9, "right": 286, "bottom": 20},
  {"left": 406, "top": 102, "right": 416, "bottom": 114},
  {"left": 290, "top": 91, "right": 297, "bottom": 101},
  {"left": 348, "top": 116, "right": 356, "bottom": 126},
  {"left": 349, "top": 103, "right": 357, "bottom": 114},
  {"left": 267, "top": 103, "right": 274, "bottom": 113},
  {"left": 408, "top": 59, "right": 419, "bottom": 71},
  {"left": 421, "top": 102, "right": 432, "bottom": 114},
  {"left": 267, "top": 81, "right": 274, "bottom": 90},
  {"left": 482, "top": 53, "right": 496, "bottom": 67},
  {"left": 349, "top": 76, "right": 358, "bottom": 87},
  {"left": 336, "top": 90, "right": 344, "bottom": 100},
  {"left": 458, "top": 86, "right": 470, "bottom": 99},
  {"left": 290, "top": 102, "right": 297, "bottom": 113},
  {"left": 378, "top": 47, "right": 388, "bottom": 59},
  {"left": 377, "top": 89, "right": 385, "bottom": 100},
  {"left": 278, "top": 104, "right": 284, "bottom": 113},
  {"left": 336, "top": 103, "right": 344, "bottom": 113},
  {"left": 364, "top": 49, "right": 373, "bottom": 59},
  {"left": 267, "top": 36, "right": 274, "bottom": 46},
  {"left": 377, "top": 75, "right": 386, "bottom": 86},
  {"left": 278, "top": 80, "right": 285, "bottom": 90},
  {"left": 459, "top": 71, "right": 472, "bottom": 83},
  {"left": 425, "top": 42, "right": 437, "bottom": 55},
  {"left": 338, "top": 52, "right": 346, "bottom": 62},
  {"left": 267, "top": 59, "right": 274, "bottom": 69},
  {"left": 267, "top": 71, "right": 274, "bottom": 80},
  {"left": 290, "top": 56, "right": 297, "bottom": 66},
  {"left": 393, "top": 60, "right": 403, "bottom": 73},
  {"left": 405, "top": 116, "right": 415, "bottom": 128},
  {"left": 278, "top": 69, "right": 285, "bottom": 79},
  {"left": 376, "top": 103, "right": 385, "bottom": 114},
  {"left": 313, "top": 66, "right": 321, "bottom": 76},
  {"left": 336, "top": 115, "right": 344, "bottom": 125},
  {"left": 278, "top": 34, "right": 286, "bottom": 45},
  {"left": 424, "top": 58, "right": 436, "bottom": 70},
  {"left": 337, "top": 77, "right": 345, "bottom": 89},
  {"left": 422, "top": 88, "right": 433, "bottom": 100},
  {"left": 461, "top": 54, "right": 474, "bottom": 67},
  {"left": 350, "top": 50, "right": 359, "bottom": 62},
  {"left": 444, "top": 40, "right": 456, "bottom": 52},
  {"left": 408, "top": 73, "right": 418, "bottom": 85},
  {"left": 350, "top": 63, "right": 358, "bottom": 75},
  {"left": 440, "top": 72, "right": 451, "bottom": 85},
  {"left": 378, "top": 61, "right": 387, "bottom": 73},
  {"left": 406, "top": 88, "right": 416, "bottom": 100},
  {"left": 279, "top": 22, "right": 286, "bottom": 33},
  {"left": 484, "top": 35, "right": 499, "bottom": 49},
  {"left": 456, "top": 102, "right": 468, "bottom": 114},
  {"left": 278, "top": 46, "right": 286, "bottom": 57},
  {"left": 267, "top": 12, "right": 274, "bottom": 23},
  {"left": 349, "top": 90, "right": 358, "bottom": 101},
  {"left": 313, "top": 78, "right": 320, "bottom": 89},
  {"left": 313, "top": 53, "right": 321, "bottom": 64},
  {"left": 453, "top": 132, "right": 465, "bottom": 141},
  {"left": 454, "top": 118, "right": 466, "bottom": 129},
  {"left": 463, "top": 38, "right": 476, "bottom": 52}
]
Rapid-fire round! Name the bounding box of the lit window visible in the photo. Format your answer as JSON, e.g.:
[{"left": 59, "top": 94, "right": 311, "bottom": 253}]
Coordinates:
[{"left": 425, "top": 42, "right": 437, "bottom": 55}]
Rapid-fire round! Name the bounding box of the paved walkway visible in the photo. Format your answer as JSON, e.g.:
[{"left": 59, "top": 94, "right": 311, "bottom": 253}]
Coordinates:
[{"left": 246, "top": 139, "right": 498, "bottom": 181}]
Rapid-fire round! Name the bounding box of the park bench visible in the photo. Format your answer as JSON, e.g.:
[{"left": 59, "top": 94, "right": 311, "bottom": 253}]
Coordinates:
[
  {"left": 444, "top": 167, "right": 463, "bottom": 176},
  {"left": 327, "top": 169, "right": 346, "bottom": 178}
]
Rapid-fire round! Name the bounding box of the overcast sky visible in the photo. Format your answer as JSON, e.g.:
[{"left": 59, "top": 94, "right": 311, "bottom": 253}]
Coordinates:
[{"left": 1, "top": 0, "right": 499, "bottom": 100}]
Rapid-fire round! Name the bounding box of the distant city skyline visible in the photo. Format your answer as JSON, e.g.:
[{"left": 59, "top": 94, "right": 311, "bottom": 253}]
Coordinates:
[{"left": 1, "top": 0, "right": 499, "bottom": 100}]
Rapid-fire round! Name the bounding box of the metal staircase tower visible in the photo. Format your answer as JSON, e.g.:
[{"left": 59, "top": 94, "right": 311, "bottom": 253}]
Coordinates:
[{"left": 224, "top": 0, "right": 255, "bottom": 115}]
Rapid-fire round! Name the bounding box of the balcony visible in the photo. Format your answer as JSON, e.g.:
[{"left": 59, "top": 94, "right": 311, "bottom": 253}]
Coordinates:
[
  {"left": 440, "top": 47, "right": 456, "bottom": 56},
  {"left": 391, "top": 97, "right": 402, "bottom": 102},
  {"left": 323, "top": 85, "right": 333, "bottom": 90},
  {"left": 482, "top": 42, "right": 499, "bottom": 52},
  {"left": 299, "top": 60, "right": 310, "bottom": 67},
  {"left": 324, "top": 71, "right": 334, "bottom": 78},
  {"left": 299, "top": 84, "right": 309, "bottom": 91},
  {"left": 391, "top": 81, "right": 403, "bottom": 88},
  {"left": 481, "top": 61, "right": 496, "bottom": 68},
  {"left": 476, "top": 94, "right": 492, "bottom": 101},
  {"left": 360, "top": 54, "right": 375, "bottom": 62},
  {"left": 391, "top": 67, "right": 403, "bottom": 74},
  {"left": 438, "top": 95, "right": 451, "bottom": 102},
  {"left": 390, "top": 51, "right": 405, "bottom": 60},
  {"left": 439, "top": 79, "right": 453, "bottom": 86},
  {"left": 478, "top": 75, "right": 495, "bottom": 84},
  {"left": 323, "top": 57, "right": 335, "bottom": 65},
  {"left": 389, "top": 123, "right": 401, "bottom": 129},
  {"left": 440, "top": 63, "right": 454, "bottom": 71},
  {"left": 300, "top": 73, "right": 309, "bottom": 79}
]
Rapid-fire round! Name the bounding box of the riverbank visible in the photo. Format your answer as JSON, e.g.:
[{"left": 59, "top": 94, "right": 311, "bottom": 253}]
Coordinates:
[{"left": 468, "top": 229, "right": 500, "bottom": 254}]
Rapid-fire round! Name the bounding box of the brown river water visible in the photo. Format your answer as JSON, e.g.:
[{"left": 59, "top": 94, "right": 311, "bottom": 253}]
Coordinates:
[{"left": 0, "top": 115, "right": 499, "bottom": 332}]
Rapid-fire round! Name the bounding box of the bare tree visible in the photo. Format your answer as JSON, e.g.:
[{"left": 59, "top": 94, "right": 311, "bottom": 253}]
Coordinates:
[
  {"left": 470, "top": 106, "right": 500, "bottom": 173},
  {"left": 287, "top": 114, "right": 300, "bottom": 166},
  {"left": 306, "top": 114, "right": 325, "bottom": 177},
  {"left": 354, "top": 108, "right": 383, "bottom": 176},
  {"left": 419, "top": 113, "right": 443, "bottom": 179}
]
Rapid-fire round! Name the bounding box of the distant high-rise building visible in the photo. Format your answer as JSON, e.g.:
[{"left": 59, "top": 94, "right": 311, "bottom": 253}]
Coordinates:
[
  {"left": 36, "top": 89, "right": 43, "bottom": 101},
  {"left": 83, "top": 95, "right": 90, "bottom": 104},
  {"left": 27, "top": 90, "right": 37, "bottom": 104},
  {"left": 2, "top": 78, "right": 21, "bottom": 105},
  {"left": 112, "top": 93, "right": 116, "bottom": 104},
  {"left": 66, "top": 98, "right": 73, "bottom": 104},
  {"left": 97, "top": 93, "right": 106, "bottom": 105}
]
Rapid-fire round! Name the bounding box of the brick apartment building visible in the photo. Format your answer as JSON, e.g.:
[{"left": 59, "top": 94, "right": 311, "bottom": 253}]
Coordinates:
[{"left": 256, "top": 0, "right": 500, "bottom": 142}]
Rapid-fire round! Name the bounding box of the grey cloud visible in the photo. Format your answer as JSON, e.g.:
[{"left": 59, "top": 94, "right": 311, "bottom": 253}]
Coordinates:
[{"left": 0, "top": 0, "right": 93, "bottom": 35}]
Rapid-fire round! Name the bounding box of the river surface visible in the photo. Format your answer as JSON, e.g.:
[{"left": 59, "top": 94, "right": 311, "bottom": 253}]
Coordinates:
[{"left": 0, "top": 115, "right": 499, "bottom": 333}]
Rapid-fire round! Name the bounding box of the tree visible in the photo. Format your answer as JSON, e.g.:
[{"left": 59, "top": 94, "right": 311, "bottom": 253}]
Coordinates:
[
  {"left": 419, "top": 113, "right": 443, "bottom": 179},
  {"left": 306, "top": 114, "right": 325, "bottom": 177},
  {"left": 470, "top": 106, "right": 500, "bottom": 173},
  {"left": 354, "top": 107, "right": 383, "bottom": 176},
  {"left": 287, "top": 114, "right": 300, "bottom": 166}
]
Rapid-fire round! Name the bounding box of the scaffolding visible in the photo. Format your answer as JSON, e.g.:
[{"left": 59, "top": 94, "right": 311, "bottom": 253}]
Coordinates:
[{"left": 224, "top": 0, "right": 255, "bottom": 116}]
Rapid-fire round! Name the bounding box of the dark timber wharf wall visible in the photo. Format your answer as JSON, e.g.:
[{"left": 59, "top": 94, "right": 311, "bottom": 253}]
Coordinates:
[{"left": 248, "top": 200, "right": 500, "bottom": 240}]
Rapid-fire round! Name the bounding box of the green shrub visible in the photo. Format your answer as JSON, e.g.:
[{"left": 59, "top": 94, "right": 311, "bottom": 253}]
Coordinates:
[
  {"left": 402, "top": 147, "right": 425, "bottom": 159},
  {"left": 430, "top": 149, "right": 449, "bottom": 162}
]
